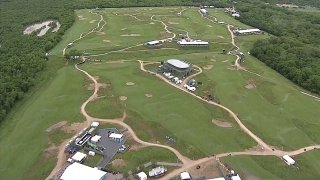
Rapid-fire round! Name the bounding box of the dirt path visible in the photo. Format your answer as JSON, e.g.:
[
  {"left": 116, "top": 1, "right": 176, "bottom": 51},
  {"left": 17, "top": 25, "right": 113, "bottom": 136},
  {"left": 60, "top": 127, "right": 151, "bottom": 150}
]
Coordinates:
[
  {"left": 226, "top": 25, "right": 262, "bottom": 77},
  {"left": 179, "top": 65, "right": 202, "bottom": 88},
  {"left": 62, "top": 10, "right": 105, "bottom": 57},
  {"left": 48, "top": 9, "right": 320, "bottom": 180},
  {"left": 139, "top": 60, "right": 271, "bottom": 151},
  {"left": 300, "top": 91, "right": 320, "bottom": 101},
  {"left": 138, "top": 60, "right": 320, "bottom": 179},
  {"left": 45, "top": 140, "right": 68, "bottom": 180},
  {"left": 150, "top": 15, "right": 176, "bottom": 41},
  {"left": 88, "top": 43, "right": 143, "bottom": 57}
]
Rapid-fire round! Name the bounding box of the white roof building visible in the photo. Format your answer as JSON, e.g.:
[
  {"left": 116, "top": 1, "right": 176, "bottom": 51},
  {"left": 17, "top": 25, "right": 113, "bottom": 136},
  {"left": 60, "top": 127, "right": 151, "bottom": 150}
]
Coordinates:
[
  {"left": 91, "top": 122, "right": 99, "bottom": 127},
  {"left": 71, "top": 152, "right": 87, "bottom": 163},
  {"left": 167, "top": 59, "right": 190, "bottom": 69},
  {"left": 180, "top": 171, "right": 191, "bottom": 180},
  {"left": 178, "top": 40, "right": 209, "bottom": 46},
  {"left": 200, "top": 8, "right": 208, "bottom": 14},
  {"left": 232, "top": 13, "right": 240, "bottom": 17},
  {"left": 235, "top": 28, "right": 261, "bottom": 34},
  {"left": 283, "top": 155, "right": 295, "bottom": 165},
  {"left": 91, "top": 135, "right": 101, "bottom": 143},
  {"left": 60, "top": 163, "right": 106, "bottom": 180},
  {"left": 146, "top": 40, "right": 161, "bottom": 45},
  {"left": 109, "top": 133, "right": 123, "bottom": 139},
  {"left": 137, "top": 172, "right": 147, "bottom": 180}
]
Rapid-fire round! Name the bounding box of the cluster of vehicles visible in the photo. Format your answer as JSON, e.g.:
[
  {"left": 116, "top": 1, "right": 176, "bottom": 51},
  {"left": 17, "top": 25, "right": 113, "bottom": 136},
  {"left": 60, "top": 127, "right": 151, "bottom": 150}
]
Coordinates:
[{"left": 163, "top": 72, "right": 183, "bottom": 84}]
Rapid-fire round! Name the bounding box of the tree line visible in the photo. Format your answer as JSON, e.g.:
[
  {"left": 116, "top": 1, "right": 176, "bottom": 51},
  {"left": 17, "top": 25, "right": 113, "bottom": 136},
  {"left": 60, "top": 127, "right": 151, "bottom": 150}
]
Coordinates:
[{"left": 235, "top": 0, "right": 320, "bottom": 94}]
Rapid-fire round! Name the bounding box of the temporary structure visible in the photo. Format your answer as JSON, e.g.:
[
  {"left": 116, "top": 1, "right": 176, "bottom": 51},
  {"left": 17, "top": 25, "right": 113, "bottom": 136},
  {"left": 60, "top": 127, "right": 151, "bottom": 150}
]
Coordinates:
[
  {"left": 137, "top": 172, "right": 147, "bottom": 180},
  {"left": 60, "top": 163, "right": 106, "bottom": 180},
  {"left": 282, "top": 155, "right": 296, "bottom": 165},
  {"left": 180, "top": 171, "right": 191, "bottom": 180},
  {"left": 91, "top": 135, "right": 101, "bottom": 144}
]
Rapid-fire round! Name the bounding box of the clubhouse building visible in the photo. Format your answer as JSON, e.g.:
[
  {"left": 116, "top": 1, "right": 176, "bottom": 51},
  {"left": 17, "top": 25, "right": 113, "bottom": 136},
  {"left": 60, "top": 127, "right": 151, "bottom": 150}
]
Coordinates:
[{"left": 160, "top": 59, "right": 192, "bottom": 77}]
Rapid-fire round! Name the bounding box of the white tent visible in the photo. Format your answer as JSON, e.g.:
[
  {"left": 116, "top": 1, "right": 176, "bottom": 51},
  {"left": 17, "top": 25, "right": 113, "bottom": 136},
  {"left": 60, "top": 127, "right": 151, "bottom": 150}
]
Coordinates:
[
  {"left": 88, "top": 151, "right": 95, "bottom": 156},
  {"left": 91, "top": 122, "right": 99, "bottom": 127},
  {"left": 283, "top": 155, "right": 295, "bottom": 165},
  {"left": 71, "top": 152, "right": 87, "bottom": 163},
  {"left": 137, "top": 172, "right": 147, "bottom": 180},
  {"left": 109, "top": 133, "right": 124, "bottom": 142},
  {"left": 91, "top": 135, "right": 101, "bottom": 143},
  {"left": 180, "top": 171, "right": 191, "bottom": 180},
  {"left": 60, "top": 163, "right": 106, "bottom": 180}
]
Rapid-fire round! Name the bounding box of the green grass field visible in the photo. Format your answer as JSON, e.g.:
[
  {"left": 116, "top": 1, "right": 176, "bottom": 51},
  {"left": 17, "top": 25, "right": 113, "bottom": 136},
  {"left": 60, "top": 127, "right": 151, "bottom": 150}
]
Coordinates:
[
  {"left": 108, "top": 146, "right": 178, "bottom": 174},
  {"left": 223, "top": 151, "right": 320, "bottom": 179},
  {"left": 1, "top": 6, "right": 320, "bottom": 180},
  {"left": 82, "top": 61, "right": 255, "bottom": 158},
  {"left": 0, "top": 59, "right": 89, "bottom": 179}
]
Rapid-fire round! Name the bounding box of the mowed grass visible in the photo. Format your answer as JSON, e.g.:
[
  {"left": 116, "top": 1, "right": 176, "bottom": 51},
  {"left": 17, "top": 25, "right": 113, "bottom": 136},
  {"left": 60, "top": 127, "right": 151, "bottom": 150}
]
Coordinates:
[
  {"left": 108, "top": 146, "right": 178, "bottom": 174},
  {"left": 67, "top": 7, "right": 232, "bottom": 59},
  {"left": 50, "top": 10, "right": 100, "bottom": 56},
  {"left": 0, "top": 59, "right": 88, "bottom": 179},
  {"left": 222, "top": 151, "right": 320, "bottom": 179},
  {"left": 82, "top": 62, "right": 256, "bottom": 158}
]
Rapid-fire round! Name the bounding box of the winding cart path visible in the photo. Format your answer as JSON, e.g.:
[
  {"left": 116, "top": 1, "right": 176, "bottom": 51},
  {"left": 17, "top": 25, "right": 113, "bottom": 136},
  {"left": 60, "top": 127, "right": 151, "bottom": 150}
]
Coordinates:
[{"left": 47, "top": 9, "right": 320, "bottom": 180}]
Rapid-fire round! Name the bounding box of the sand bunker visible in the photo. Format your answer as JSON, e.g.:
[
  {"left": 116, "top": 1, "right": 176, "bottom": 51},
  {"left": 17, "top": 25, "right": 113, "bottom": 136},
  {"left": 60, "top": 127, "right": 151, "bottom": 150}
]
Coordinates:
[
  {"left": 44, "top": 145, "right": 58, "bottom": 158},
  {"left": 126, "top": 82, "right": 135, "bottom": 86},
  {"left": 112, "top": 159, "right": 126, "bottom": 168},
  {"left": 210, "top": 59, "right": 216, "bottom": 62},
  {"left": 89, "top": 20, "right": 97, "bottom": 23},
  {"left": 227, "top": 67, "right": 236, "bottom": 71},
  {"left": 88, "top": 83, "right": 108, "bottom": 90},
  {"left": 96, "top": 32, "right": 105, "bottom": 35},
  {"left": 217, "top": 35, "right": 225, "bottom": 39},
  {"left": 212, "top": 119, "right": 233, "bottom": 128},
  {"left": 23, "top": 20, "right": 61, "bottom": 36},
  {"left": 46, "top": 121, "right": 67, "bottom": 133},
  {"left": 245, "top": 80, "right": 257, "bottom": 89},
  {"left": 207, "top": 25, "right": 213, "bottom": 27},
  {"left": 222, "top": 60, "right": 229, "bottom": 63},
  {"left": 203, "top": 65, "right": 213, "bottom": 70},
  {"left": 120, "top": 34, "right": 141, "bottom": 37},
  {"left": 168, "top": 21, "right": 179, "bottom": 24},
  {"left": 61, "top": 122, "right": 87, "bottom": 133},
  {"left": 78, "top": 15, "right": 87, "bottom": 20},
  {"left": 121, "top": 28, "right": 127, "bottom": 30},
  {"left": 149, "top": 22, "right": 155, "bottom": 25},
  {"left": 119, "top": 96, "right": 127, "bottom": 101},
  {"left": 103, "top": 39, "right": 111, "bottom": 43},
  {"left": 145, "top": 94, "right": 153, "bottom": 98}
]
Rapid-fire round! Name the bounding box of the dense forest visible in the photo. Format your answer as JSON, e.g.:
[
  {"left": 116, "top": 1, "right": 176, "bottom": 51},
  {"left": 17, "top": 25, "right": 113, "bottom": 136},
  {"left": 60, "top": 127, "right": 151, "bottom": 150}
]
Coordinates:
[
  {"left": 235, "top": 0, "right": 320, "bottom": 94},
  {"left": 1, "top": 0, "right": 319, "bottom": 123},
  {"left": 262, "top": 0, "right": 320, "bottom": 8}
]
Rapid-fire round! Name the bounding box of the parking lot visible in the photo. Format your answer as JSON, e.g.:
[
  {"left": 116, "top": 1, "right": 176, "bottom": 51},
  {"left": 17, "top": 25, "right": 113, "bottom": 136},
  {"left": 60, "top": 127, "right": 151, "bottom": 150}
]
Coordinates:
[{"left": 95, "top": 128, "right": 125, "bottom": 167}]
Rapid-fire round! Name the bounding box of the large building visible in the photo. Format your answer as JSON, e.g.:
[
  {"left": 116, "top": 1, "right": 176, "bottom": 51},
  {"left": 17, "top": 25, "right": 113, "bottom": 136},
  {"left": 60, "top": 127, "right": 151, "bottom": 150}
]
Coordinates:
[
  {"left": 233, "top": 28, "right": 262, "bottom": 35},
  {"left": 60, "top": 163, "right": 106, "bottom": 180},
  {"left": 161, "top": 59, "right": 193, "bottom": 77},
  {"left": 177, "top": 39, "right": 209, "bottom": 47}
]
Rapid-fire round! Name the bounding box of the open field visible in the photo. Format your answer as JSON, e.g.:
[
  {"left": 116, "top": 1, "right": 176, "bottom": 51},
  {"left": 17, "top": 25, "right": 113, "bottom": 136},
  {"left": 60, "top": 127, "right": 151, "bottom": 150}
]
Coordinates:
[
  {"left": 0, "top": 59, "right": 89, "bottom": 179},
  {"left": 108, "top": 146, "right": 178, "bottom": 174},
  {"left": 83, "top": 62, "right": 255, "bottom": 158},
  {"left": 2, "top": 6, "right": 320, "bottom": 180},
  {"left": 223, "top": 151, "right": 320, "bottom": 179},
  {"left": 191, "top": 13, "right": 320, "bottom": 150}
]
